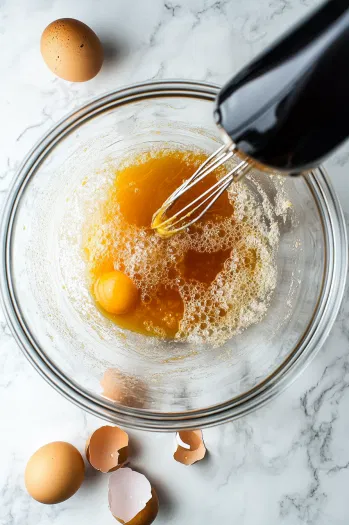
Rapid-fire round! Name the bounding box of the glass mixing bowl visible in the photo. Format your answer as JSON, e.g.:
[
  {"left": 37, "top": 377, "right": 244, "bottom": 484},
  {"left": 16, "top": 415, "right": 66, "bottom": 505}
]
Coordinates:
[{"left": 1, "top": 81, "right": 347, "bottom": 431}]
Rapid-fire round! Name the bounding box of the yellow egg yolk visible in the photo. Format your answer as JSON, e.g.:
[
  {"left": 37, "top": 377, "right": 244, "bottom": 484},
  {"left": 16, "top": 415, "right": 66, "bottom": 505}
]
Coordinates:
[
  {"left": 83, "top": 148, "right": 278, "bottom": 343},
  {"left": 94, "top": 270, "right": 138, "bottom": 314}
]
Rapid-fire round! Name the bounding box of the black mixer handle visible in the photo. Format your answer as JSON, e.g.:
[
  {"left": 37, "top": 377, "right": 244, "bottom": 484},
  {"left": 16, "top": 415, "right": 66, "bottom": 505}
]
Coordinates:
[{"left": 215, "top": 0, "right": 349, "bottom": 173}]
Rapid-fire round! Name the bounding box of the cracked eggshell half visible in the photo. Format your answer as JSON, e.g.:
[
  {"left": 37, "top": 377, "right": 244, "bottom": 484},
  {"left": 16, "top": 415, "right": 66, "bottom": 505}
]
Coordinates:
[
  {"left": 173, "top": 430, "right": 206, "bottom": 466},
  {"left": 109, "top": 467, "right": 159, "bottom": 525},
  {"left": 86, "top": 426, "right": 129, "bottom": 473}
]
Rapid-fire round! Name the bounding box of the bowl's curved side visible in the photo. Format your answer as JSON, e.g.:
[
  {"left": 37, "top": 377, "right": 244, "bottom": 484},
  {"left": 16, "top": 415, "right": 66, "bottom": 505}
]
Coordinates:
[{"left": 0, "top": 81, "right": 347, "bottom": 431}]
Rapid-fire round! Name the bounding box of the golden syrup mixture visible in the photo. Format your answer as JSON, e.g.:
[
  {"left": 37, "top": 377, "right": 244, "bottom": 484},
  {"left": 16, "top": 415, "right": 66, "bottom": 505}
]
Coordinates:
[{"left": 83, "top": 148, "right": 277, "bottom": 346}]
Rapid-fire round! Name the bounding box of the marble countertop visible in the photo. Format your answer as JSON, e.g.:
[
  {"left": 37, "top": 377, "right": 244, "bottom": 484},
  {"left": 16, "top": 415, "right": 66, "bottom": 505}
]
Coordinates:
[{"left": 1, "top": 0, "right": 349, "bottom": 523}]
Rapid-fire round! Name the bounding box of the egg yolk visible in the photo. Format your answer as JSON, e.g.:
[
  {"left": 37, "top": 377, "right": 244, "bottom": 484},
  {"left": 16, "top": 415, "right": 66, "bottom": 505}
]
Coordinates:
[
  {"left": 83, "top": 149, "right": 272, "bottom": 341},
  {"left": 94, "top": 271, "right": 138, "bottom": 314}
]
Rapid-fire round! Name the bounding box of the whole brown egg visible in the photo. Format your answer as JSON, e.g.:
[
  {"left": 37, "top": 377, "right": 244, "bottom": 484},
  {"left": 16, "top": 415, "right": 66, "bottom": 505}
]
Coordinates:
[
  {"left": 41, "top": 18, "right": 104, "bottom": 82},
  {"left": 25, "top": 441, "right": 85, "bottom": 504}
]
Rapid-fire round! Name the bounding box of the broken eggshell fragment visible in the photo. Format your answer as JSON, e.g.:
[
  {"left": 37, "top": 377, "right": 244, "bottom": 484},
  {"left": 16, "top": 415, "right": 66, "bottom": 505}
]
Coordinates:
[
  {"left": 101, "top": 368, "right": 146, "bottom": 409},
  {"left": 173, "top": 430, "right": 206, "bottom": 465},
  {"left": 109, "top": 467, "right": 159, "bottom": 525},
  {"left": 86, "top": 426, "right": 129, "bottom": 473}
]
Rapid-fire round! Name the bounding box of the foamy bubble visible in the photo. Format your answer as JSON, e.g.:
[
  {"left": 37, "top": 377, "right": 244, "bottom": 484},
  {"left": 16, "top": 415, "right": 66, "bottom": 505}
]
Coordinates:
[{"left": 83, "top": 148, "right": 281, "bottom": 347}]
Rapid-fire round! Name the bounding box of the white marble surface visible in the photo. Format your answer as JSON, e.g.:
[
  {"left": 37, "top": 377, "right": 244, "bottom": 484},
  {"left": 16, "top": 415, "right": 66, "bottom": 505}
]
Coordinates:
[{"left": 1, "top": 0, "right": 349, "bottom": 523}]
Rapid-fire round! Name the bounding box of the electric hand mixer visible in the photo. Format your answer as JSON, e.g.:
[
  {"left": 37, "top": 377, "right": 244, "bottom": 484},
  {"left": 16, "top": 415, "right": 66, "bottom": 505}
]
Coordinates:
[{"left": 152, "top": 0, "right": 349, "bottom": 237}]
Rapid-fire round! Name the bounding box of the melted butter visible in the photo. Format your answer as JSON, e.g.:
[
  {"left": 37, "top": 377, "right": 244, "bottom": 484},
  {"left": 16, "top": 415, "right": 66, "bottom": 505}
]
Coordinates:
[{"left": 83, "top": 148, "right": 273, "bottom": 342}]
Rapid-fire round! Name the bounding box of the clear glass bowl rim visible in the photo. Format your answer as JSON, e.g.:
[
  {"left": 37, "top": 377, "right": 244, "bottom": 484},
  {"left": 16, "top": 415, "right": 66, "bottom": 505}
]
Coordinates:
[{"left": 0, "top": 80, "right": 347, "bottom": 431}]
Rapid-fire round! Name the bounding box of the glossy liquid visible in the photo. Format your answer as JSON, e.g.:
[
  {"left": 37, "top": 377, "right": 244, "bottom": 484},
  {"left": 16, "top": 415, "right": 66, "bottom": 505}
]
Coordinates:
[{"left": 83, "top": 148, "right": 270, "bottom": 342}]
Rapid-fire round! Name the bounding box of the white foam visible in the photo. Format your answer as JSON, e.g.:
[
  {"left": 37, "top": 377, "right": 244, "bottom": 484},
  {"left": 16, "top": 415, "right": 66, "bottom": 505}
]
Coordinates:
[{"left": 80, "top": 147, "right": 286, "bottom": 347}]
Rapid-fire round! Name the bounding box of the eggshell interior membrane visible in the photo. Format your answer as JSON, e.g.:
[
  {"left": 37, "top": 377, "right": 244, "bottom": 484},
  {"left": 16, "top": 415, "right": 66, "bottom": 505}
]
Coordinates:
[
  {"left": 86, "top": 426, "right": 129, "bottom": 473},
  {"left": 123, "top": 489, "right": 159, "bottom": 525},
  {"left": 109, "top": 467, "right": 159, "bottom": 525},
  {"left": 173, "top": 430, "right": 206, "bottom": 465}
]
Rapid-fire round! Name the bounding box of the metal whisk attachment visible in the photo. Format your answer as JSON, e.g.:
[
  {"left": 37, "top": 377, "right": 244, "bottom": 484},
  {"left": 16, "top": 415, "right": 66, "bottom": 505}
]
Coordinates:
[
  {"left": 151, "top": 143, "right": 252, "bottom": 237},
  {"left": 152, "top": 1, "right": 349, "bottom": 237}
]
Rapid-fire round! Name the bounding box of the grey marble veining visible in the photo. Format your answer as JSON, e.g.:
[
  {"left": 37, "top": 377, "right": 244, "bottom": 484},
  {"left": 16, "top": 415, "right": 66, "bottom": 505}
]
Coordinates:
[{"left": 0, "top": 0, "right": 349, "bottom": 524}]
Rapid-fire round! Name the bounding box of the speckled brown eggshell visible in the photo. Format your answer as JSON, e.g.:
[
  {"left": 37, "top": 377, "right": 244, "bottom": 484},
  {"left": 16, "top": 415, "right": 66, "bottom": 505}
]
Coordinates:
[{"left": 40, "top": 18, "right": 104, "bottom": 82}]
